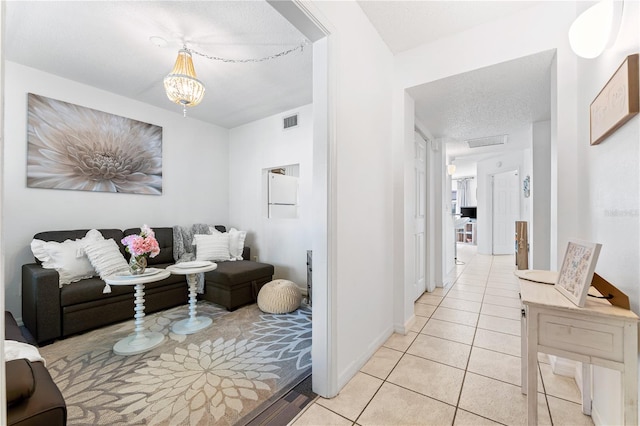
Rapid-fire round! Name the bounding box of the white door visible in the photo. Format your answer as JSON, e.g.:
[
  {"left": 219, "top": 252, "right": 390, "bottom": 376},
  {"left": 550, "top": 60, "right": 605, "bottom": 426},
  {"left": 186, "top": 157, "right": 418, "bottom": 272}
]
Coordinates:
[
  {"left": 492, "top": 171, "right": 520, "bottom": 254},
  {"left": 414, "top": 136, "right": 427, "bottom": 300}
]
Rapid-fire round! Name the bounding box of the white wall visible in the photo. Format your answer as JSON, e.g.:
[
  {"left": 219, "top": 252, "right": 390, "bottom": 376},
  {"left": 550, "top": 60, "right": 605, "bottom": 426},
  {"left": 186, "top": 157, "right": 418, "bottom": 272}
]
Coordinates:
[
  {"left": 392, "top": 1, "right": 638, "bottom": 423},
  {"left": 398, "top": 93, "right": 415, "bottom": 332},
  {"left": 392, "top": 1, "right": 579, "bottom": 330},
  {"left": 443, "top": 161, "right": 455, "bottom": 274},
  {"left": 532, "top": 120, "right": 551, "bottom": 269},
  {"left": 573, "top": 1, "right": 639, "bottom": 423},
  {"left": 228, "top": 104, "right": 313, "bottom": 290},
  {"left": 394, "top": 1, "right": 580, "bottom": 265},
  {"left": 306, "top": 1, "right": 395, "bottom": 392},
  {"left": 3, "top": 62, "right": 229, "bottom": 320}
]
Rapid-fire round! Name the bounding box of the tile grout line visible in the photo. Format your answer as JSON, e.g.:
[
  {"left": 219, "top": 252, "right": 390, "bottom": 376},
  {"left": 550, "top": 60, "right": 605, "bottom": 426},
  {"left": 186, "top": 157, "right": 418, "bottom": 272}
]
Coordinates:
[
  {"left": 451, "top": 251, "right": 491, "bottom": 425},
  {"left": 306, "top": 250, "right": 583, "bottom": 426},
  {"left": 354, "top": 289, "right": 441, "bottom": 426}
]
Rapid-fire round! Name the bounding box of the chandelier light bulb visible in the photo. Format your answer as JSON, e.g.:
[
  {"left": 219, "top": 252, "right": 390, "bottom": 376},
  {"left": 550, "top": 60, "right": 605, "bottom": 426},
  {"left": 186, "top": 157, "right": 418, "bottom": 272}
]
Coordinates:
[{"left": 163, "top": 48, "right": 206, "bottom": 117}]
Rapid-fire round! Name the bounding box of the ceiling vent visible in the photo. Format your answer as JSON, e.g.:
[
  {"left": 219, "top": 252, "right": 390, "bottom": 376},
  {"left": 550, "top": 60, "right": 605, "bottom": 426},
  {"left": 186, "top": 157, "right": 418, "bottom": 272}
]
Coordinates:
[
  {"left": 283, "top": 113, "right": 298, "bottom": 130},
  {"left": 466, "top": 134, "right": 508, "bottom": 148}
]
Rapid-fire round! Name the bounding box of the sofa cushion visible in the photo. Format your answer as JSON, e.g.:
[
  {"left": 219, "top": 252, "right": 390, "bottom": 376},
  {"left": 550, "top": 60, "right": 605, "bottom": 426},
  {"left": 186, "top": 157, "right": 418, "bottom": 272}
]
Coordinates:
[
  {"left": 84, "top": 238, "right": 129, "bottom": 279},
  {"left": 33, "top": 229, "right": 126, "bottom": 260},
  {"left": 228, "top": 228, "right": 247, "bottom": 260},
  {"left": 5, "top": 311, "right": 26, "bottom": 342},
  {"left": 30, "top": 229, "right": 103, "bottom": 286},
  {"left": 60, "top": 266, "right": 185, "bottom": 306},
  {"left": 205, "top": 260, "right": 274, "bottom": 286},
  {"left": 6, "top": 359, "right": 36, "bottom": 407},
  {"left": 123, "top": 227, "right": 174, "bottom": 265},
  {"left": 194, "top": 233, "right": 230, "bottom": 262},
  {"left": 7, "top": 360, "right": 67, "bottom": 426}
]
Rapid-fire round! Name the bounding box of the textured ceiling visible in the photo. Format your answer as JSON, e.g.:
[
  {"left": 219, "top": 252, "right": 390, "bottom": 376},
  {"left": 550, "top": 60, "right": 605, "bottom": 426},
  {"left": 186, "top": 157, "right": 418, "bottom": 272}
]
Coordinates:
[
  {"left": 5, "top": 1, "right": 312, "bottom": 128},
  {"left": 409, "top": 49, "right": 554, "bottom": 149},
  {"left": 360, "top": 1, "right": 554, "bottom": 167}
]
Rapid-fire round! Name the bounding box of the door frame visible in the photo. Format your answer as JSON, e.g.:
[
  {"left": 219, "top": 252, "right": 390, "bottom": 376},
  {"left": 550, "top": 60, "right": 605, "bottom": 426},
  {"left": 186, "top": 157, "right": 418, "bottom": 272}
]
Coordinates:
[
  {"left": 490, "top": 169, "right": 520, "bottom": 255},
  {"left": 267, "top": 0, "right": 336, "bottom": 398}
]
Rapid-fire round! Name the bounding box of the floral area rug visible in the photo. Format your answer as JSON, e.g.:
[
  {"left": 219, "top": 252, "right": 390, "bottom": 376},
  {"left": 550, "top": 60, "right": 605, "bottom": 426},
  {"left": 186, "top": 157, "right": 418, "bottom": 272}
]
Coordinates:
[{"left": 39, "top": 302, "right": 312, "bottom": 425}]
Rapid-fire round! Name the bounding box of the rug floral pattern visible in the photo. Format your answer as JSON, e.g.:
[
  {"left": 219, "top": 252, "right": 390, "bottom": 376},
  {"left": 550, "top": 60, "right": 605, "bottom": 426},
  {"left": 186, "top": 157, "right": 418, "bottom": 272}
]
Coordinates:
[{"left": 40, "top": 302, "right": 312, "bottom": 425}]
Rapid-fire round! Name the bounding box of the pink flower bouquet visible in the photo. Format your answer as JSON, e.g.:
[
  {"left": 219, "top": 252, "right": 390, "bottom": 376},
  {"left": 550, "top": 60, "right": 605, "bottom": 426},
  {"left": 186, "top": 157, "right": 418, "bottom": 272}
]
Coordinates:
[{"left": 121, "top": 224, "right": 161, "bottom": 259}]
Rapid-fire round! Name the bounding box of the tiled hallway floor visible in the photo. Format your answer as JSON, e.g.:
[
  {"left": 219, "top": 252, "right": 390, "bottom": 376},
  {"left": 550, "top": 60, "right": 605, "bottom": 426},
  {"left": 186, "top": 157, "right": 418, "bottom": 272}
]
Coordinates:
[{"left": 290, "top": 245, "right": 595, "bottom": 425}]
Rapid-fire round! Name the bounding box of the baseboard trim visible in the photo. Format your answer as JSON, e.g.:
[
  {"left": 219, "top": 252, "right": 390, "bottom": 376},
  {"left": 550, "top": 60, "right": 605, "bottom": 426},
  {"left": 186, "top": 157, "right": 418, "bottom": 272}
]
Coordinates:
[
  {"left": 336, "top": 326, "right": 392, "bottom": 390},
  {"left": 549, "top": 355, "right": 578, "bottom": 377},
  {"left": 395, "top": 315, "right": 415, "bottom": 335},
  {"left": 591, "top": 405, "right": 604, "bottom": 426}
]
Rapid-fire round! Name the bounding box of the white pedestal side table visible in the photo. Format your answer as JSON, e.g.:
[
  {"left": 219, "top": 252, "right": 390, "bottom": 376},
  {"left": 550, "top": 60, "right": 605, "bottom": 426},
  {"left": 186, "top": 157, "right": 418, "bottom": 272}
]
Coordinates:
[
  {"left": 167, "top": 261, "right": 218, "bottom": 334},
  {"left": 104, "top": 268, "right": 171, "bottom": 356}
]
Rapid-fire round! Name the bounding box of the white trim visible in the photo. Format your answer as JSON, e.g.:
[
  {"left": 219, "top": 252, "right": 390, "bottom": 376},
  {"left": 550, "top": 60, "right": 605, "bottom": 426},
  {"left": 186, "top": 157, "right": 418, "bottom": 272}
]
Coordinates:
[
  {"left": 592, "top": 405, "right": 605, "bottom": 426},
  {"left": 337, "top": 326, "right": 393, "bottom": 390},
  {"left": 396, "top": 314, "right": 416, "bottom": 335},
  {"left": 549, "top": 354, "right": 579, "bottom": 377},
  {"left": 279, "top": 0, "right": 338, "bottom": 399},
  {"left": 0, "top": 2, "right": 7, "bottom": 424}
]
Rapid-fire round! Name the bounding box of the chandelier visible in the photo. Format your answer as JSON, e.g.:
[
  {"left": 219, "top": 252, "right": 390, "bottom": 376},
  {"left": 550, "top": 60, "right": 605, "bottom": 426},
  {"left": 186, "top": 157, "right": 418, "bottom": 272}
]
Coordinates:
[
  {"left": 162, "top": 41, "right": 307, "bottom": 117},
  {"left": 163, "top": 47, "right": 206, "bottom": 117}
]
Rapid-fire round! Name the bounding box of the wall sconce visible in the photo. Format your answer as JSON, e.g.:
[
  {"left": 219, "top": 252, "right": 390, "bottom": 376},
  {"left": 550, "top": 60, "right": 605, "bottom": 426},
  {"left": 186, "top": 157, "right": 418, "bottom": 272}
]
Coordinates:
[
  {"left": 447, "top": 164, "right": 457, "bottom": 175},
  {"left": 568, "top": 0, "right": 624, "bottom": 59}
]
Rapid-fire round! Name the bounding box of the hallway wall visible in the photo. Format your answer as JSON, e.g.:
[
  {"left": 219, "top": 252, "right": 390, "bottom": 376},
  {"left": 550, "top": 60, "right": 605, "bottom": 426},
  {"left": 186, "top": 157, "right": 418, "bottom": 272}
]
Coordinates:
[
  {"left": 390, "top": 2, "right": 639, "bottom": 424},
  {"left": 573, "top": 1, "right": 640, "bottom": 423},
  {"left": 307, "top": 1, "right": 396, "bottom": 393},
  {"left": 392, "top": 3, "right": 579, "bottom": 345}
]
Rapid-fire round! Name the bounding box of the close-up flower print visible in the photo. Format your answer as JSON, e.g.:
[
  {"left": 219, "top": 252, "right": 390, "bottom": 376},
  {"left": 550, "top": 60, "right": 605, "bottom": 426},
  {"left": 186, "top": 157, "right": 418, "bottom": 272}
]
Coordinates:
[{"left": 27, "top": 93, "right": 162, "bottom": 195}]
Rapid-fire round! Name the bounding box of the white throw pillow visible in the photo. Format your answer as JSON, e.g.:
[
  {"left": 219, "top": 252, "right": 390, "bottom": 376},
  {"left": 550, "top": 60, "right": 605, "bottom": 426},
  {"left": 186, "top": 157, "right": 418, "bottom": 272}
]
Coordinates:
[
  {"left": 30, "top": 229, "right": 104, "bottom": 287},
  {"left": 193, "top": 233, "right": 230, "bottom": 262},
  {"left": 84, "top": 238, "right": 129, "bottom": 279},
  {"left": 228, "top": 228, "right": 247, "bottom": 260}
]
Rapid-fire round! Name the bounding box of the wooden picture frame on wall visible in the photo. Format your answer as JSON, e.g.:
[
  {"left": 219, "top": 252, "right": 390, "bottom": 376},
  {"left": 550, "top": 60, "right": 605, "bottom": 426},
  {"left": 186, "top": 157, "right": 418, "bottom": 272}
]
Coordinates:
[
  {"left": 590, "top": 53, "right": 639, "bottom": 145},
  {"left": 554, "top": 239, "right": 602, "bottom": 307}
]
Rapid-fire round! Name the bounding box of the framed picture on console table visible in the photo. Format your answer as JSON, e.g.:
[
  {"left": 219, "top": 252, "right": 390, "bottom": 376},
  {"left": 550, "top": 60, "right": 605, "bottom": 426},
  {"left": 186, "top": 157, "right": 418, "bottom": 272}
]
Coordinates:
[{"left": 555, "top": 239, "right": 602, "bottom": 307}]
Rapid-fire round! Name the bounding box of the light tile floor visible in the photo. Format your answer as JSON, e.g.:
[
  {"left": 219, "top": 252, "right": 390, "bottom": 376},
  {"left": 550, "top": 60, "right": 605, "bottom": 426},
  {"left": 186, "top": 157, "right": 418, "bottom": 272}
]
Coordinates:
[{"left": 290, "top": 245, "right": 595, "bottom": 426}]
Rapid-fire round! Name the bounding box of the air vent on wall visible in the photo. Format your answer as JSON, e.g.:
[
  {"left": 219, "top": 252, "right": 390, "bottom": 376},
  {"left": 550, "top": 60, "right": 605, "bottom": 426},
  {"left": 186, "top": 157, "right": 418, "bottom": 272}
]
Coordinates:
[
  {"left": 283, "top": 114, "right": 298, "bottom": 130},
  {"left": 466, "top": 134, "right": 508, "bottom": 148}
]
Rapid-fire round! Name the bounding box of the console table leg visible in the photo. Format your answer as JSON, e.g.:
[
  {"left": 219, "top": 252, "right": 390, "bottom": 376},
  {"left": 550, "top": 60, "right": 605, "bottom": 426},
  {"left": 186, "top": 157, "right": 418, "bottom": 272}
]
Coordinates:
[
  {"left": 623, "top": 322, "right": 638, "bottom": 425},
  {"left": 527, "top": 310, "right": 538, "bottom": 425},
  {"left": 521, "top": 306, "right": 527, "bottom": 395},
  {"left": 582, "top": 363, "right": 592, "bottom": 415}
]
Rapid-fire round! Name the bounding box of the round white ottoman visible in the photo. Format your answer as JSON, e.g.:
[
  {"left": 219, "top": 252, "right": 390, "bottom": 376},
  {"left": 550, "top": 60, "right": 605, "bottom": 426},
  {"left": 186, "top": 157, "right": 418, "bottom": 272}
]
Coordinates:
[{"left": 257, "top": 279, "right": 302, "bottom": 314}]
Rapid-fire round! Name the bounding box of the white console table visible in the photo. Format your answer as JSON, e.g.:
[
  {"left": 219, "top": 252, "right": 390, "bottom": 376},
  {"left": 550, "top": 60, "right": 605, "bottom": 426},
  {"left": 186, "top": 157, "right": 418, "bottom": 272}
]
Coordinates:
[{"left": 519, "top": 279, "right": 638, "bottom": 425}]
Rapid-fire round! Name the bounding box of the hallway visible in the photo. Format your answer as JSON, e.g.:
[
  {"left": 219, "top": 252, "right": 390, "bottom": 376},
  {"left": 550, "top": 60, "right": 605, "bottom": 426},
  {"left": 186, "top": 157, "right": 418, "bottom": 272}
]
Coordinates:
[{"left": 291, "top": 245, "right": 594, "bottom": 425}]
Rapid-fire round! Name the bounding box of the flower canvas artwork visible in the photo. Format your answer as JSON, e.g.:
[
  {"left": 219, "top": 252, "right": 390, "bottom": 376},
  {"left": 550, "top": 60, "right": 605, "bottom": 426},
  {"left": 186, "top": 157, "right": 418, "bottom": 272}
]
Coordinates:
[{"left": 27, "top": 93, "right": 163, "bottom": 194}]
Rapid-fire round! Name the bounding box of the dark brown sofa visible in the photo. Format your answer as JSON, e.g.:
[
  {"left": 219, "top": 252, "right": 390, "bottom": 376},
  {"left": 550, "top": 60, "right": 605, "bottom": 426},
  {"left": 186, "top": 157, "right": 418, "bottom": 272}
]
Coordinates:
[
  {"left": 5, "top": 311, "right": 67, "bottom": 426},
  {"left": 22, "top": 226, "right": 274, "bottom": 345}
]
